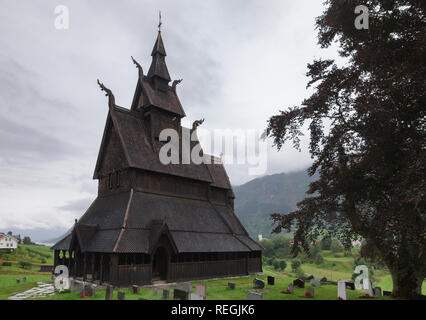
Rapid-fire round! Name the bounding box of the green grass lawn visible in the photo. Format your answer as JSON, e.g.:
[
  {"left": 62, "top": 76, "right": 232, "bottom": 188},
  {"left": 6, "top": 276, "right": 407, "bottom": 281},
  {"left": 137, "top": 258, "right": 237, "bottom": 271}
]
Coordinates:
[
  {"left": 0, "top": 244, "right": 53, "bottom": 300},
  {"left": 0, "top": 244, "right": 54, "bottom": 265},
  {"left": 0, "top": 273, "right": 52, "bottom": 300}
]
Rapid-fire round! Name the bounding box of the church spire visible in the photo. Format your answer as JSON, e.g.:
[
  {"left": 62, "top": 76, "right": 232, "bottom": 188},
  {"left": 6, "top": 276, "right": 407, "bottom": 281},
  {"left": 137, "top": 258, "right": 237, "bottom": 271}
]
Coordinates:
[{"left": 147, "top": 15, "right": 171, "bottom": 91}]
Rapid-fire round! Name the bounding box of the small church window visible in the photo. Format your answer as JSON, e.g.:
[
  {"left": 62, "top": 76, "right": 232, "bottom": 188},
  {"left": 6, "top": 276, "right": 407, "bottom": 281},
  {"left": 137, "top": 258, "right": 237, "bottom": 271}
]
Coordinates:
[
  {"left": 116, "top": 171, "right": 120, "bottom": 187},
  {"left": 108, "top": 173, "right": 113, "bottom": 189}
]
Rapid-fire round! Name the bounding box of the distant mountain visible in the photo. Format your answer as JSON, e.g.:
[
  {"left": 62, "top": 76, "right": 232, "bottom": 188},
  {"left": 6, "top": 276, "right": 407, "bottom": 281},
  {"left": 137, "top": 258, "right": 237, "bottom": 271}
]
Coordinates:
[{"left": 234, "top": 170, "right": 314, "bottom": 240}]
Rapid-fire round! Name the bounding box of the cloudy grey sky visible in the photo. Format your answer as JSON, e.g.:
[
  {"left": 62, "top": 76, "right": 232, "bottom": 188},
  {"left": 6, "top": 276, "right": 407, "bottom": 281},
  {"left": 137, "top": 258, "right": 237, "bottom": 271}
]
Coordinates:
[{"left": 0, "top": 1, "right": 342, "bottom": 239}]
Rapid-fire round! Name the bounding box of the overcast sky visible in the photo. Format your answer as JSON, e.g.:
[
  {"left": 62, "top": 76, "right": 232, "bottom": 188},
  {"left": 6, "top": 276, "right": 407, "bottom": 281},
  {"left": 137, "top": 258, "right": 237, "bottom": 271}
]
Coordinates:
[{"left": 0, "top": 1, "right": 342, "bottom": 239}]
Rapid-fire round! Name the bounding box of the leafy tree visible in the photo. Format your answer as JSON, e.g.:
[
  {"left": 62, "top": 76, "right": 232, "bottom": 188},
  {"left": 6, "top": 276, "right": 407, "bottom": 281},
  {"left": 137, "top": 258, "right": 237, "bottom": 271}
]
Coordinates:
[
  {"left": 22, "top": 236, "right": 32, "bottom": 245},
  {"left": 267, "top": 1, "right": 425, "bottom": 298}
]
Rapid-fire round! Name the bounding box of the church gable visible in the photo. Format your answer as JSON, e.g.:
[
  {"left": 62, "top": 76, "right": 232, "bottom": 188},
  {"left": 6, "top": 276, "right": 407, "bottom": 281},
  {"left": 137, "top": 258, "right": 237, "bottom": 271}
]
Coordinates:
[{"left": 94, "top": 116, "right": 128, "bottom": 179}]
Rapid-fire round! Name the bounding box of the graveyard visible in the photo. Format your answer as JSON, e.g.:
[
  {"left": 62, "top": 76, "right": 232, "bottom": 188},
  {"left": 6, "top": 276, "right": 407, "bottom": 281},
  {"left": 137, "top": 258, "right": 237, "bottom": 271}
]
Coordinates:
[
  {"left": 1, "top": 243, "right": 425, "bottom": 300},
  {"left": 32, "top": 267, "right": 389, "bottom": 300}
]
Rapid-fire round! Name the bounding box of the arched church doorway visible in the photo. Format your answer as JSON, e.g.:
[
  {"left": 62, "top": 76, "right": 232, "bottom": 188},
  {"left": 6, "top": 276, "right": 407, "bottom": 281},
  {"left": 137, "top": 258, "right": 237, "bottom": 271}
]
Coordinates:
[{"left": 152, "top": 246, "right": 168, "bottom": 281}]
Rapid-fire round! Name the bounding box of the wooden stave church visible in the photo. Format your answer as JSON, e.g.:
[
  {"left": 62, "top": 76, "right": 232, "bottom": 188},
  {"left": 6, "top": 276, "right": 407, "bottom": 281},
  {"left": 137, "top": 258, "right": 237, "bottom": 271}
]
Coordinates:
[{"left": 51, "top": 29, "right": 263, "bottom": 286}]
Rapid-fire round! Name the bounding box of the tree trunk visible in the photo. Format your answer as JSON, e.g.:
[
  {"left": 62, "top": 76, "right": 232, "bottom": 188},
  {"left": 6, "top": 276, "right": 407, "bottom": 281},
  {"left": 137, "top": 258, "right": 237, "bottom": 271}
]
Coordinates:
[{"left": 389, "top": 266, "right": 424, "bottom": 299}]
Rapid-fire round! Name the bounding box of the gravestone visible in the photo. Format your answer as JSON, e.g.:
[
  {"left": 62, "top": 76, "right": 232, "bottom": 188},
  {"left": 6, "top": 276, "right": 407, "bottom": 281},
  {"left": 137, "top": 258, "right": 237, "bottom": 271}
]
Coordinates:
[
  {"left": 337, "top": 280, "right": 347, "bottom": 300},
  {"left": 383, "top": 291, "right": 392, "bottom": 296},
  {"left": 310, "top": 279, "right": 321, "bottom": 287},
  {"left": 132, "top": 285, "right": 140, "bottom": 294},
  {"left": 85, "top": 284, "right": 96, "bottom": 297},
  {"left": 320, "top": 277, "right": 328, "bottom": 283},
  {"left": 86, "top": 274, "right": 93, "bottom": 281},
  {"left": 307, "top": 275, "right": 315, "bottom": 281},
  {"left": 345, "top": 282, "right": 355, "bottom": 290},
  {"left": 287, "top": 284, "right": 294, "bottom": 294},
  {"left": 174, "top": 289, "right": 189, "bottom": 300},
  {"left": 267, "top": 276, "right": 275, "bottom": 285},
  {"left": 23, "top": 277, "right": 27, "bottom": 283},
  {"left": 305, "top": 285, "right": 314, "bottom": 298},
  {"left": 247, "top": 292, "right": 262, "bottom": 300},
  {"left": 293, "top": 279, "right": 305, "bottom": 288},
  {"left": 364, "top": 280, "right": 374, "bottom": 297},
  {"left": 153, "top": 288, "right": 158, "bottom": 296},
  {"left": 228, "top": 282, "right": 235, "bottom": 290},
  {"left": 162, "top": 289, "right": 170, "bottom": 299},
  {"left": 175, "top": 282, "right": 192, "bottom": 293},
  {"left": 195, "top": 283, "right": 207, "bottom": 298},
  {"left": 190, "top": 293, "right": 205, "bottom": 300},
  {"left": 105, "top": 285, "right": 113, "bottom": 300},
  {"left": 253, "top": 278, "right": 265, "bottom": 289},
  {"left": 373, "top": 287, "right": 382, "bottom": 297},
  {"left": 16, "top": 279, "right": 20, "bottom": 284},
  {"left": 117, "top": 291, "right": 126, "bottom": 300}
]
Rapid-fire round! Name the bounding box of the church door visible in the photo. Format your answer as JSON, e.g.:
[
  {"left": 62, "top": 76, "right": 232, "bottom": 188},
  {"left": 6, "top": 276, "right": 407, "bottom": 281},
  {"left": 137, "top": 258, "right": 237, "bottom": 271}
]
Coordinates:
[{"left": 152, "top": 246, "right": 168, "bottom": 281}]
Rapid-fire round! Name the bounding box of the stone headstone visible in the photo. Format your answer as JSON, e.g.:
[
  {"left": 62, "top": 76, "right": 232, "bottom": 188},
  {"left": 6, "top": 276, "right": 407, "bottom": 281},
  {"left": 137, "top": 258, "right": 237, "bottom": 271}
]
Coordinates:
[
  {"left": 23, "top": 277, "right": 27, "bottom": 283},
  {"left": 373, "top": 287, "right": 382, "bottom": 297},
  {"left": 305, "top": 285, "right": 314, "bottom": 298},
  {"left": 383, "top": 291, "right": 392, "bottom": 296},
  {"left": 307, "top": 275, "right": 314, "bottom": 281},
  {"left": 83, "top": 284, "right": 95, "bottom": 297},
  {"left": 69, "top": 278, "right": 77, "bottom": 292},
  {"left": 310, "top": 279, "right": 321, "bottom": 287},
  {"left": 247, "top": 292, "right": 262, "bottom": 300},
  {"left": 153, "top": 288, "right": 158, "bottom": 296},
  {"left": 105, "top": 285, "right": 113, "bottom": 300},
  {"left": 117, "top": 291, "right": 126, "bottom": 300},
  {"left": 364, "top": 280, "right": 374, "bottom": 297},
  {"left": 267, "top": 276, "right": 275, "bottom": 285},
  {"left": 16, "top": 279, "right": 20, "bottom": 284},
  {"left": 86, "top": 274, "right": 93, "bottom": 281},
  {"left": 293, "top": 279, "right": 305, "bottom": 288},
  {"left": 345, "top": 282, "right": 355, "bottom": 290},
  {"left": 174, "top": 289, "right": 189, "bottom": 300},
  {"left": 320, "top": 277, "right": 328, "bottom": 283},
  {"left": 162, "top": 289, "right": 170, "bottom": 299},
  {"left": 287, "top": 284, "right": 294, "bottom": 294},
  {"left": 132, "top": 285, "right": 140, "bottom": 294},
  {"left": 337, "top": 280, "right": 347, "bottom": 300},
  {"left": 228, "top": 282, "right": 236, "bottom": 290},
  {"left": 253, "top": 278, "right": 265, "bottom": 289},
  {"left": 190, "top": 293, "right": 205, "bottom": 300},
  {"left": 195, "top": 284, "right": 207, "bottom": 297},
  {"left": 175, "top": 282, "right": 192, "bottom": 293}
]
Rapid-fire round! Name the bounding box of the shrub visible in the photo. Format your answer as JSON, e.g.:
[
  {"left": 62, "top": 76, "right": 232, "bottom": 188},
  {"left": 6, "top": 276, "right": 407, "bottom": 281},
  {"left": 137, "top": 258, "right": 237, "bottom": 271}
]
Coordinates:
[
  {"left": 279, "top": 260, "right": 287, "bottom": 270},
  {"left": 314, "top": 254, "right": 324, "bottom": 265},
  {"left": 273, "top": 260, "right": 280, "bottom": 270},
  {"left": 19, "top": 261, "right": 32, "bottom": 269},
  {"left": 296, "top": 268, "right": 306, "bottom": 279},
  {"left": 321, "top": 237, "right": 332, "bottom": 250},
  {"left": 291, "top": 260, "right": 301, "bottom": 272},
  {"left": 330, "top": 240, "right": 344, "bottom": 253},
  {"left": 2, "top": 262, "right": 12, "bottom": 266}
]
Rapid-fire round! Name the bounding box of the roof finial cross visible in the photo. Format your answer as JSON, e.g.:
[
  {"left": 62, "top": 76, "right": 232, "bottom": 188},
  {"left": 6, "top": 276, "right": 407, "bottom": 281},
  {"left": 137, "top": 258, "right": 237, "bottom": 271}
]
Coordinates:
[{"left": 158, "top": 11, "right": 162, "bottom": 32}]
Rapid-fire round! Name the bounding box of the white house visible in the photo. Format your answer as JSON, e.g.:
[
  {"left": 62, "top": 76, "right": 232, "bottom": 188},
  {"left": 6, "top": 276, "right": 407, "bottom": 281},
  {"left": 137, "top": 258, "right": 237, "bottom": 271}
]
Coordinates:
[{"left": 0, "top": 233, "right": 18, "bottom": 250}]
